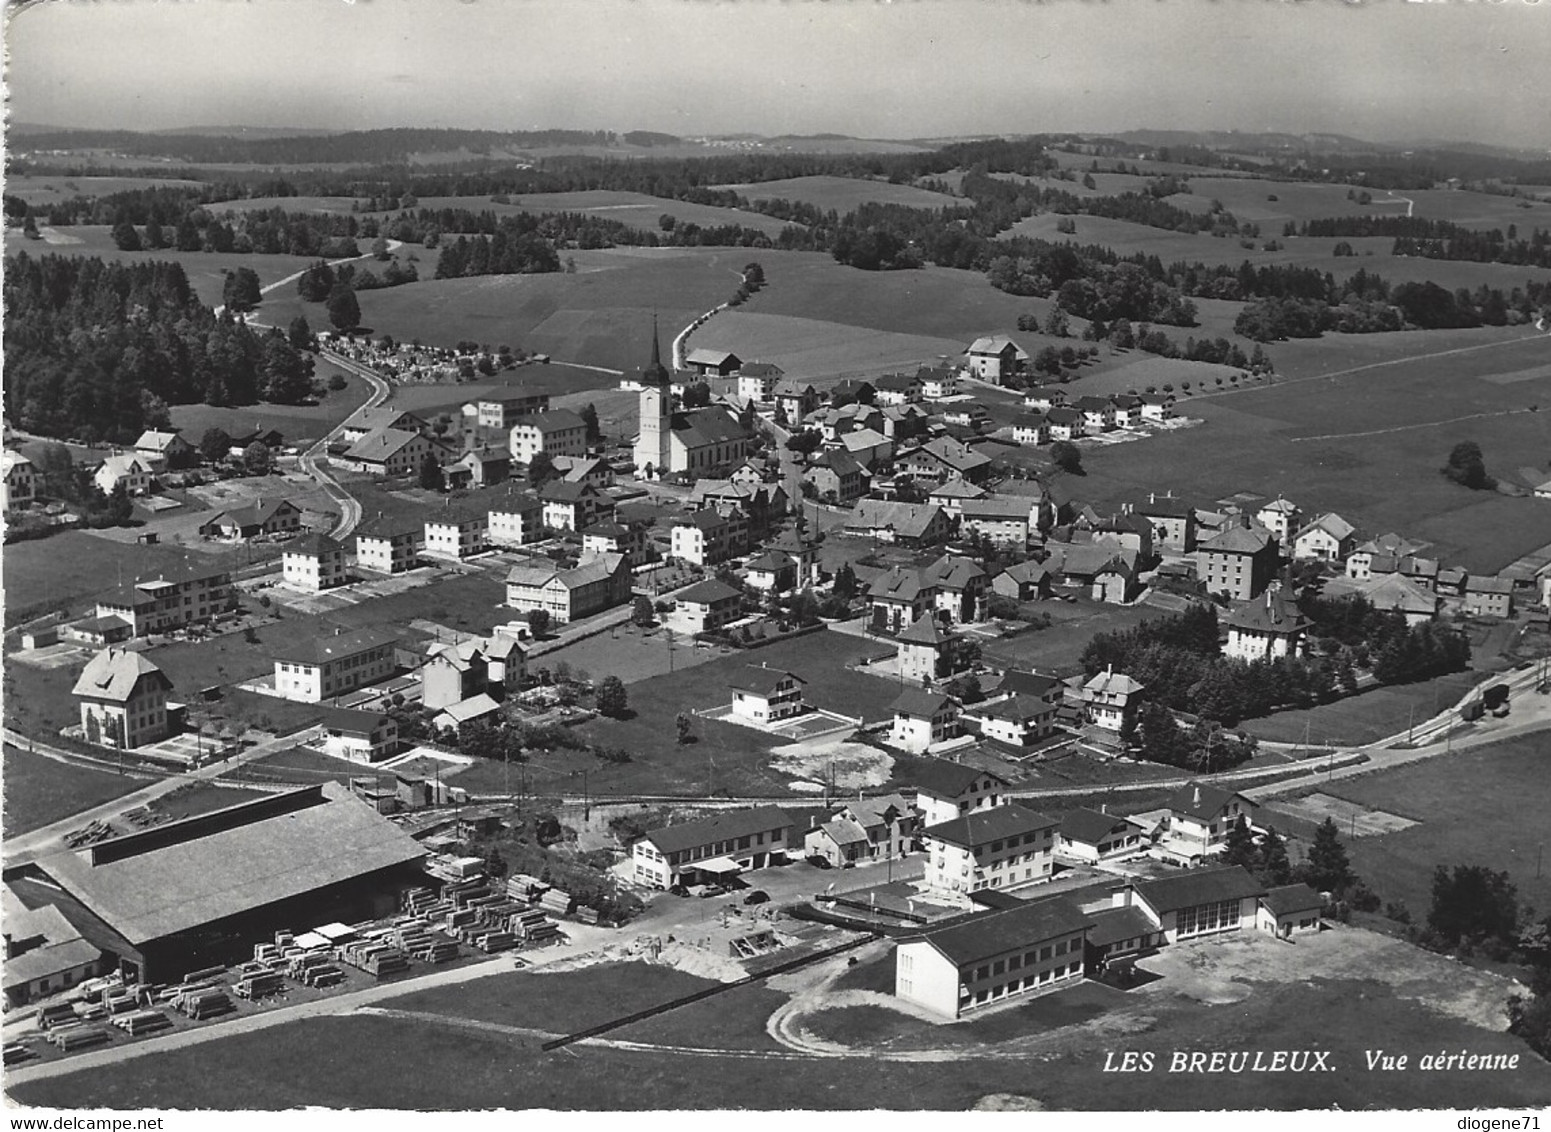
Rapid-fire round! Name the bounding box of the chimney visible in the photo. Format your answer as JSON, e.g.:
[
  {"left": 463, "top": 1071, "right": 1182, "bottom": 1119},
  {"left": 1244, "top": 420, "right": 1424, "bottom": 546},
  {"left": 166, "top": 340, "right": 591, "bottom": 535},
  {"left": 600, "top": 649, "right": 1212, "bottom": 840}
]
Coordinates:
[{"left": 1193, "top": 785, "right": 1201, "bottom": 807}]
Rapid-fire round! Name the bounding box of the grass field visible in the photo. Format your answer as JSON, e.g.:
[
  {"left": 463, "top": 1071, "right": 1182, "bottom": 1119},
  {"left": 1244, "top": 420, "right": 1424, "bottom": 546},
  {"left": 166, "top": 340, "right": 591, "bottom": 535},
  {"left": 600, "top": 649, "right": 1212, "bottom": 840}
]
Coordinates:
[
  {"left": 4, "top": 174, "right": 207, "bottom": 204},
  {"left": 688, "top": 312, "right": 967, "bottom": 380},
  {"left": 1242, "top": 670, "right": 1484, "bottom": 747},
  {"left": 713, "top": 175, "right": 962, "bottom": 213},
  {"left": 166, "top": 364, "right": 370, "bottom": 446},
  {"left": 979, "top": 603, "right": 1166, "bottom": 675},
  {"left": 0, "top": 745, "right": 147, "bottom": 836},
  {"left": 407, "top": 191, "right": 797, "bottom": 238},
  {"left": 1263, "top": 735, "right": 1551, "bottom": 920}
]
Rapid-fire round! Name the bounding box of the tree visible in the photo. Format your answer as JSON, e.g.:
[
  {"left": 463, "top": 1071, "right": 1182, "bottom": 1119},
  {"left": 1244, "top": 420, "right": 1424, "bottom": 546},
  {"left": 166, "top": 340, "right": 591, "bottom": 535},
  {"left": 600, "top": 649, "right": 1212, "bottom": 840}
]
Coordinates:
[
  {"left": 832, "top": 561, "right": 858, "bottom": 600},
  {"left": 632, "top": 596, "right": 655, "bottom": 627},
  {"left": 528, "top": 450, "right": 557, "bottom": 486},
  {"left": 1221, "top": 816, "right": 1259, "bottom": 870},
  {"left": 527, "top": 609, "right": 551, "bottom": 637},
  {"left": 1043, "top": 306, "right": 1070, "bottom": 338},
  {"left": 1441, "top": 440, "right": 1495, "bottom": 490},
  {"left": 596, "top": 675, "right": 629, "bottom": 718},
  {"left": 326, "top": 283, "right": 362, "bottom": 332},
  {"left": 260, "top": 335, "right": 313, "bottom": 404},
  {"left": 1050, "top": 440, "right": 1084, "bottom": 475},
  {"left": 287, "top": 315, "right": 314, "bottom": 351},
  {"left": 676, "top": 712, "right": 694, "bottom": 745},
  {"left": 242, "top": 441, "right": 272, "bottom": 476},
  {"left": 419, "top": 452, "right": 445, "bottom": 491},
  {"left": 1427, "top": 864, "right": 1521, "bottom": 947},
  {"left": 580, "top": 403, "right": 603, "bottom": 445},
  {"left": 1259, "top": 826, "right": 1292, "bottom": 886},
  {"left": 1303, "top": 817, "right": 1354, "bottom": 893},
  {"left": 296, "top": 260, "right": 336, "bottom": 302},
  {"left": 111, "top": 220, "right": 142, "bottom": 251},
  {"left": 199, "top": 428, "right": 233, "bottom": 466},
  {"left": 743, "top": 261, "right": 766, "bottom": 287},
  {"left": 223, "top": 267, "right": 263, "bottom": 313}
]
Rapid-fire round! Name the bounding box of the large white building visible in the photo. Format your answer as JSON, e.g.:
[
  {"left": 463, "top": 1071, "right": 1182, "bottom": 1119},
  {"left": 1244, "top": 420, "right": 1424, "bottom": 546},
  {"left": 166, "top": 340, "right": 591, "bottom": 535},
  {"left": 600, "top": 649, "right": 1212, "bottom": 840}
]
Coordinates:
[
  {"left": 920, "top": 804, "right": 1058, "bottom": 900},
  {"left": 271, "top": 626, "right": 399, "bottom": 703},
  {"left": 633, "top": 328, "right": 753, "bottom": 478},
  {"left": 281, "top": 533, "right": 347, "bottom": 593},
  {"left": 2, "top": 451, "right": 38, "bottom": 514},
  {"left": 72, "top": 648, "right": 173, "bottom": 749},
  {"left": 509, "top": 410, "right": 587, "bottom": 466}
]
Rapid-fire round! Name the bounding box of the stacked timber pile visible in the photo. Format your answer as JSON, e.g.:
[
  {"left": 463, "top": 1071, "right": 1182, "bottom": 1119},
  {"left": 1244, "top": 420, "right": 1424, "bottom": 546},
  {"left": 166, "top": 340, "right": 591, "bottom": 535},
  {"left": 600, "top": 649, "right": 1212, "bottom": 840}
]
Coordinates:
[{"left": 110, "top": 1009, "right": 172, "bottom": 1037}]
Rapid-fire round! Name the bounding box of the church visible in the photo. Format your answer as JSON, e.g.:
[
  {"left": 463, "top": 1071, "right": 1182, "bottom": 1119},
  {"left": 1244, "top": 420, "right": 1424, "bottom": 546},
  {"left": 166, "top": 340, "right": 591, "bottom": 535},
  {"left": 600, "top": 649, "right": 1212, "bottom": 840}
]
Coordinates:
[{"left": 632, "top": 325, "right": 753, "bottom": 478}]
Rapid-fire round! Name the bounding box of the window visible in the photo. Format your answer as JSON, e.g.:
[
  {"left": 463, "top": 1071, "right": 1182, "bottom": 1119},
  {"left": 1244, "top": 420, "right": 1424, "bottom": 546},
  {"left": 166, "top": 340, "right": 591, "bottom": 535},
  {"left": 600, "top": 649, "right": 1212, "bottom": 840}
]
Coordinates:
[
  {"left": 1039, "top": 946, "right": 1052, "bottom": 962},
  {"left": 992, "top": 960, "right": 1004, "bottom": 976}
]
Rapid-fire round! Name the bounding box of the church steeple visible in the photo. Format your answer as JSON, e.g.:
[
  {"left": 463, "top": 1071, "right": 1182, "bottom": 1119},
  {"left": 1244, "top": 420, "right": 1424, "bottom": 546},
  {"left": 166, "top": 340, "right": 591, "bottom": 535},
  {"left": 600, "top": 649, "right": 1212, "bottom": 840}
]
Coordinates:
[{"left": 642, "top": 316, "right": 670, "bottom": 388}]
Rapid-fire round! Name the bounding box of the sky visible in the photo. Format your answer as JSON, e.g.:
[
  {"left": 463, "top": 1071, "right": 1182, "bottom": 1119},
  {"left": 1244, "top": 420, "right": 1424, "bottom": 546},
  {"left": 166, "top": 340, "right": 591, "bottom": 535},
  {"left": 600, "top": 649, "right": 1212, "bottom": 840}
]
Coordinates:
[{"left": 5, "top": 0, "right": 1550, "bottom": 150}]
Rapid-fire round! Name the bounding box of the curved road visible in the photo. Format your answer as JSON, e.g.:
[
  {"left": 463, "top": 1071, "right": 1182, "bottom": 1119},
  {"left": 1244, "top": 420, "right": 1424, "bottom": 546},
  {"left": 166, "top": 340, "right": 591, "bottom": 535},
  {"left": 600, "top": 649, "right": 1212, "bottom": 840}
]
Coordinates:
[{"left": 302, "top": 348, "right": 393, "bottom": 540}]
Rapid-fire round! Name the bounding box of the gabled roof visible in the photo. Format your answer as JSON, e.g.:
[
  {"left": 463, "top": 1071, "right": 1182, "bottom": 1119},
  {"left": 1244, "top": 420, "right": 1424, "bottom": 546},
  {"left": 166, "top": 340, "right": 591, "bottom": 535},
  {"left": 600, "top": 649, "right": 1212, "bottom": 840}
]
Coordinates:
[
  {"left": 929, "top": 480, "right": 989, "bottom": 501},
  {"left": 868, "top": 565, "right": 930, "bottom": 603},
  {"left": 344, "top": 426, "right": 430, "bottom": 461},
  {"left": 999, "top": 668, "right": 1060, "bottom": 697},
  {"left": 1046, "top": 406, "right": 1083, "bottom": 425},
  {"left": 816, "top": 816, "right": 869, "bottom": 846},
  {"left": 1356, "top": 573, "right": 1440, "bottom": 615},
  {"left": 513, "top": 409, "right": 585, "bottom": 434},
  {"left": 897, "top": 614, "right": 951, "bottom": 645},
  {"left": 890, "top": 687, "right": 957, "bottom": 718},
  {"left": 319, "top": 704, "right": 394, "bottom": 733},
  {"left": 676, "top": 578, "right": 743, "bottom": 605},
  {"left": 434, "top": 693, "right": 502, "bottom": 725},
  {"left": 98, "top": 453, "right": 150, "bottom": 477},
  {"left": 1132, "top": 865, "right": 1264, "bottom": 915},
  {"left": 966, "top": 693, "right": 1055, "bottom": 725},
  {"left": 134, "top": 429, "right": 187, "bottom": 452},
  {"left": 1074, "top": 395, "right": 1114, "bottom": 413},
  {"left": 1261, "top": 883, "right": 1324, "bottom": 917},
  {"left": 343, "top": 405, "right": 427, "bottom": 433},
  {"left": 272, "top": 625, "right": 399, "bottom": 666},
  {"left": 746, "top": 549, "right": 797, "bottom": 573},
  {"left": 71, "top": 648, "right": 171, "bottom": 702},
  {"left": 1466, "top": 574, "right": 1514, "bottom": 595},
  {"left": 909, "top": 759, "right": 1008, "bottom": 799},
  {"left": 282, "top": 532, "right": 343, "bottom": 558},
  {"left": 1225, "top": 591, "right": 1310, "bottom": 635},
  {"left": 728, "top": 664, "right": 805, "bottom": 696},
  {"left": 848, "top": 500, "right": 945, "bottom": 540},
  {"left": 739, "top": 361, "right": 785, "bottom": 379},
  {"left": 1083, "top": 668, "right": 1145, "bottom": 698},
  {"left": 684, "top": 347, "right": 741, "bottom": 367},
  {"left": 902, "top": 437, "right": 992, "bottom": 474},
  {"left": 1084, "top": 905, "right": 1159, "bottom": 948},
  {"left": 485, "top": 485, "right": 543, "bottom": 515},
  {"left": 1295, "top": 512, "right": 1356, "bottom": 543},
  {"left": 922, "top": 803, "right": 1059, "bottom": 850},
  {"left": 1166, "top": 780, "right": 1256, "bottom": 823},
  {"left": 673, "top": 406, "right": 751, "bottom": 450},
  {"left": 1200, "top": 519, "right": 1274, "bottom": 555},
  {"left": 965, "top": 335, "right": 1028, "bottom": 359},
  {"left": 874, "top": 372, "right": 921, "bottom": 392},
  {"left": 917, "top": 894, "right": 1091, "bottom": 968},
  {"left": 1132, "top": 494, "right": 1193, "bottom": 519},
  {"left": 540, "top": 480, "right": 598, "bottom": 504},
  {"left": 1060, "top": 807, "right": 1143, "bottom": 845},
  {"left": 642, "top": 805, "right": 791, "bottom": 855},
  {"left": 926, "top": 553, "right": 987, "bottom": 590}
]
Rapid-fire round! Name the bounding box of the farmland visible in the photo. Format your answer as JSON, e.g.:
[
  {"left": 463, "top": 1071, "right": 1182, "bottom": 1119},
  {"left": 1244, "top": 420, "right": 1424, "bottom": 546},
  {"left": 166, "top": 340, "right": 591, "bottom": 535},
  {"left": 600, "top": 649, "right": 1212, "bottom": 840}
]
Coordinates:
[
  {"left": 0, "top": 745, "right": 148, "bottom": 836},
  {"left": 3, "top": 174, "right": 208, "bottom": 204},
  {"left": 1242, "top": 669, "right": 1483, "bottom": 747},
  {"left": 414, "top": 191, "right": 796, "bottom": 238},
  {"left": 713, "top": 175, "right": 961, "bottom": 213}
]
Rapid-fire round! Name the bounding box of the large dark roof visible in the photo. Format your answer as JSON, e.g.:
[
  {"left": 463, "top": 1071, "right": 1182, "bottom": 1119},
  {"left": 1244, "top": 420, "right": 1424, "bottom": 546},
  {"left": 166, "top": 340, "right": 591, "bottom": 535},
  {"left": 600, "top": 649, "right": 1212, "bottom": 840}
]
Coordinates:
[
  {"left": 909, "top": 760, "right": 1008, "bottom": 800},
  {"left": 1000, "top": 670, "right": 1061, "bottom": 698},
  {"left": 673, "top": 407, "right": 749, "bottom": 449},
  {"left": 1261, "top": 883, "right": 1324, "bottom": 916},
  {"left": 890, "top": 687, "right": 957, "bottom": 718},
  {"left": 922, "top": 803, "right": 1058, "bottom": 849},
  {"left": 1166, "top": 781, "right": 1256, "bottom": 823},
  {"left": 1132, "top": 866, "right": 1264, "bottom": 914},
  {"left": 1059, "top": 807, "right": 1141, "bottom": 845},
  {"left": 728, "top": 664, "right": 806, "bottom": 696},
  {"left": 919, "top": 895, "right": 1092, "bottom": 968},
  {"left": 1084, "top": 905, "right": 1160, "bottom": 949},
  {"left": 676, "top": 578, "right": 743, "bottom": 605},
  {"left": 272, "top": 625, "right": 399, "bottom": 666},
  {"left": 642, "top": 806, "right": 791, "bottom": 855}
]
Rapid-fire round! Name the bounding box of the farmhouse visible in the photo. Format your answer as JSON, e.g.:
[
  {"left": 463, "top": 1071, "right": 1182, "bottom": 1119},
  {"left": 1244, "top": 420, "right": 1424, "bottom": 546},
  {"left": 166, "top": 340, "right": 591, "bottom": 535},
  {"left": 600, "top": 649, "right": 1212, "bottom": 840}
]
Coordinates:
[
  {"left": 319, "top": 706, "right": 401, "bottom": 763},
  {"left": 1165, "top": 782, "right": 1258, "bottom": 857},
  {"left": 963, "top": 335, "right": 1029, "bottom": 384},
  {"left": 423, "top": 502, "right": 490, "bottom": 561},
  {"left": 133, "top": 429, "right": 194, "bottom": 472},
  {"left": 341, "top": 428, "right": 455, "bottom": 477},
  {"left": 728, "top": 665, "right": 806, "bottom": 725},
  {"left": 684, "top": 347, "right": 742, "bottom": 377},
  {"left": 894, "top": 896, "right": 1091, "bottom": 1020},
  {"left": 1058, "top": 808, "right": 1147, "bottom": 863},
  {"left": 889, "top": 688, "right": 961, "bottom": 753},
  {"left": 94, "top": 454, "right": 154, "bottom": 497},
  {"left": 895, "top": 437, "right": 993, "bottom": 485},
  {"left": 1112, "top": 866, "right": 1264, "bottom": 944},
  {"left": 1223, "top": 589, "right": 1309, "bottom": 661},
  {"left": 674, "top": 578, "right": 744, "bottom": 634},
  {"left": 630, "top": 806, "right": 791, "bottom": 890},
  {"left": 271, "top": 626, "right": 399, "bottom": 704},
  {"left": 1, "top": 451, "right": 38, "bottom": 514},
  {"left": 1464, "top": 575, "right": 1514, "bottom": 619},
  {"left": 670, "top": 508, "right": 747, "bottom": 566},
  {"left": 95, "top": 563, "right": 238, "bottom": 636},
  {"left": 22, "top": 783, "right": 425, "bottom": 982},
  {"left": 845, "top": 499, "right": 949, "bottom": 547},
  {"left": 1293, "top": 512, "right": 1357, "bottom": 563},
  {"left": 908, "top": 762, "right": 1007, "bottom": 826},
  {"left": 920, "top": 804, "right": 1059, "bottom": 898},
  {"left": 1197, "top": 516, "right": 1279, "bottom": 601},
  {"left": 509, "top": 410, "right": 588, "bottom": 466},
  {"left": 71, "top": 648, "right": 173, "bottom": 749},
  {"left": 354, "top": 518, "right": 424, "bottom": 574},
  {"left": 504, "top": 552, "right": 631, "bottom": 624},
  {"left": 873, "top": 371, "right": 923, "bottom": 406},
  {"left": 339, "top": 406, "right": 430, "bottom": 445},
  {"left": 200, "top": 498, "right": 303, "bottom": 542},
  {"left": 281, "top": 532, "right": 348, "bottom": 593}
]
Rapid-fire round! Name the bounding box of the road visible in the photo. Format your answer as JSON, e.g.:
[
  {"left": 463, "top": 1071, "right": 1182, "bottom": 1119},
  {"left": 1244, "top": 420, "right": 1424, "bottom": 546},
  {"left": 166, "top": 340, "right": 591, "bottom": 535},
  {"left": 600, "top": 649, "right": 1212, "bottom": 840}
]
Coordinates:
[{"left": 301, "top": 348, "right": 393, "bottom": 540}]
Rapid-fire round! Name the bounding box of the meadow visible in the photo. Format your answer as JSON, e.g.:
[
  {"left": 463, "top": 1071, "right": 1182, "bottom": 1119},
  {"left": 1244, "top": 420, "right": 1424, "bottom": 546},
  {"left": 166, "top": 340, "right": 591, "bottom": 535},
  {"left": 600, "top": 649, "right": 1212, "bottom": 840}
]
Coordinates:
[
  {"left": 0, "top": 745, "right": 148, "bottom": 836},
  {"left": 713, "top": 174, "right": 961, "bottom": 213},
  {"left": 409, "top": 190, "right": 796, "bottom": 238},
  {"left": 3, "top": 174, "right": 207, "bottom": 205}
]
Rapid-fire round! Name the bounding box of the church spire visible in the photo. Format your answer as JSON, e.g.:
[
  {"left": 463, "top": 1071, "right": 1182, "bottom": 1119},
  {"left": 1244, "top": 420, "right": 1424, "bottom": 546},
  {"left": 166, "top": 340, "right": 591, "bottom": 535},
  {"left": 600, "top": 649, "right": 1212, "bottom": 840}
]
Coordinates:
[{"left": 643, "top": 315, "right": 670, "bottom": 387}]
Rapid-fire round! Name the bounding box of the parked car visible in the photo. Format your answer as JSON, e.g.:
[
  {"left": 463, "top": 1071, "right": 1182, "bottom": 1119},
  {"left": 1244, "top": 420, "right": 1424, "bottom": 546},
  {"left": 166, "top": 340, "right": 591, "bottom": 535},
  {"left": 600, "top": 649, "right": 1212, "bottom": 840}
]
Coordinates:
[
  {"left": 669, "top": 884, "right": 690, "bottom": 897},
  {"left": 805, "top": 855, "right": 832, "bottom": 870},
  {"left": 699, "top": 884, "right": 730, "bottom": 899},
  {"left": 743, "top": 890, "right": 770, "bottom": 906}
]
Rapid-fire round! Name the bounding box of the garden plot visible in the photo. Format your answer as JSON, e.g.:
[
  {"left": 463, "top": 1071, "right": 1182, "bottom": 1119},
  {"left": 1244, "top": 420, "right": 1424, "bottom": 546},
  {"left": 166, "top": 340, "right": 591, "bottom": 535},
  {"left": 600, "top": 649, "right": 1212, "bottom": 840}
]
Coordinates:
[
  {"left": 768, "top": 738, "right": 894, "bottom": 792},
  {"left": 1267, "top": 792, "right": 1418, "bottom": 837}
]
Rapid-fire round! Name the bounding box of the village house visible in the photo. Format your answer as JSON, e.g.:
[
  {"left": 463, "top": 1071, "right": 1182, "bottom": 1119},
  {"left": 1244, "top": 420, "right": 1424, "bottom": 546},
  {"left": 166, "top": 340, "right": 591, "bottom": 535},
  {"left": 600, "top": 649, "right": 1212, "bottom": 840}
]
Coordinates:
[
  {"left": 728, "top": 665, "right": 806, "bottom": 726},
  {"left": 837, "top": 427, "right": 894, "bottom": 470},
  {"left": 1045, "top": 406, "right": 1085, "bottom": 441},
  {"left": 736, "top": 361, "right": 785, "bottom": 403},
  {"left": 1057, "top": 808, "right": 1147, "bottom": 863},
  {"left": 929, "top": 479, "right": 990, "bottom": 519},
  {"left": 670, "top": 508, "right": 747, "bottom": 566},
  {"left": 802, "top": 448, "right": 868, "bottom": 503},
  {"left": 773, "top": 379, "right": 822, "bottom": 425},
  {"left": 803, "top": 794, "right": 918, "bottom": 867},
  {"left": 1464, "top": 575, "right": 1515, "bottom": 618},
  {"left": 581, "top": 520, "right": 651, "bottom": 568},
  {"left": 340, "top": 428, "right": 455, "bottom": 477},
  {"left": 909, "top": 762, "right": 1008, "bottom": 826},
  {"left": 132, "top": 429, "right": 195, "bottom": 472},
  {"left": 72, "top": 648, "right": 173, "bottom": 749},
  {"left": 920, "top": 804, "right": 1059, "bottom": 898},
  {"left": 1165, "top": 782, "right": 1259, "bottom": 857},
  {"left": 744, "top": 549, "right": 800, "bottom": 597},
  {"left": 917, "top": 365, "right": 961, "bottom": 400},
  {"left": 93, "top": 453, "right": 154, "bottom": 497},
  {"left": 963, "top": 336, "right": 1029, "bottom": 384},
  {"left": 540, "top": 481, "right": 614, "bottom": 532},
  {"left": 1074, "top": 396, "right": 1117, "bottom": 433},
  {"left": 1111, "top": 865, "right": 1265, "bottom": 944},
  {"left": 942, "top": 404, "right": 992, "bottom": 432},
  {"left": 881, "top": 403, "right": 932, "bottom": 443},
  {"left": 1346, "top": 533, "right": 1430, "bottom": 581},
  {"left": 1255, "top": 497, "right": 1301, "bottom": 545},
  {"left": 927, "top": 553, "right": 989, "bottom": 624},
  {"left": 509, "top": 410, "right": 588, "bottom": 467},
  {"left": 1333, "top": 573, "right": 1442, "bottom": 625},
  {"left": 420, "top": 632, "right": 527, "bottom": 711},
  {"left": 1133, "top": 493, "right": 1196, "bottom": 554},
  {"left": 319, "top": 706, "right": 401, "bottom": 763},
  {"left": 504, "top": 551, "right": 631, "bottom": 624},
  {"left": 281, "top": 532, "right": 348, "bottom": 593},
  {"left": 200, "top": 498, "right": 304, "bottom": 542},
  {"left": 94, "top": 564, "right": 238, "bottom": 636},
  {"left": 484, "top": 487, "right": 543, "bottom": 548},
  {"left": 1223, "top": 589, "right": 1310, "bottom": 661},
  {"left": 554, "top": 454, "right": 612, "bottom": 489},
  {"left": 961, "top": 496, "right": 1036, "bottom": 548},
  {"left": 873, "top": 371, "right": 924, "bottom": 407},
  {"left": 868, "top": 567, "right": 936, "bottom": 635},
  {"left": 1023, "top": 387, "right": 1069, "bottom": 412},
  {"left": 631, "top": 807, "right": 791, "bottom": 890},
  {"left": 1110, "top": 394, "right": 1144, "bottom": 428},
  {"left": 889, "top": 688, "right": 962, "bottom": 753},
  {"left": 1076, "top": 511, "right": 1155, "bottom": 562},
  {"left": 1, "top": 451, "right": 38, "bottom": 514},
  {"left": 894, "top": 896, "right": 1091, "bottom": 1020},
  {"left": 443, "top": 445, "right": 511, "bottom": 490},
  {"left": 816, "top": 401, "right": 886, "bottom": 442},
  {"left": 1010, "top": 413, "right": 1049, "bottom": 446},
  {"left": 1197, "top": 516, "right": 1279, "bottom": 601},
  {"left": 354, "top": 518, "right": 423, "bottom": 574},
  {"left": 271, "top": 626, "right": 399, "bottom": 704},
  {"left": 1370, "top": 554, "right": 1440, "bottom": 589},
  {"left": 1139, "top": 392, "right": 1176, "bottom": 421},
  {"left": 845, "top": 499, "right": 950, "bottom": 548},
  {"left": 992, "top": 560, "right": 1051, "bottom": 602},
  {"left": 674, "top": 578, "right": 744, "bottom": 635},
  {"left": 691, "top": 479, "right": 788, "bottom": 536},
  {"left": 339, "top": 406, "right": 430, "bottom": 445},
  {"left": 683, "top": 347, "right": 742, "bottom": 378},
  {"left": 895, "top": 437, "right": 993, "bottom": 485},
  {"left": 423, "top": 502, "right": 490, "bottom": 560},
  {"left": 961, "top": 694, "right": 1058, "bottom": 749},
  {"left": 1080, "top": 667, "right": 1145, "bottom": 732},
  {"left": 1292, "top": 512, "right": 1357, "bottom": 563},
  {"left": 895, "top": 614, "right": 962, "bottom": 686}
]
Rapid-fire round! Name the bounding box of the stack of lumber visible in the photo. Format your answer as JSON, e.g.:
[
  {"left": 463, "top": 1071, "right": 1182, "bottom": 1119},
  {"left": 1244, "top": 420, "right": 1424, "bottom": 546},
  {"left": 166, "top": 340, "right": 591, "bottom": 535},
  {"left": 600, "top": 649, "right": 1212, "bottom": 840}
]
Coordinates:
[
  {"left": 337, "top": 939, "right": 409, "bottom": 978},
  {"left": 111, "top": 1010, "right": 172, "bottom": 1037},
  {"left": 169, "top": 985, "right": 234, "bottom": 1020},
  {"left": 298, "top": 964, "right": 345, "bottom": 989},
  {"left": 538, "top": 888, "right": 574, "bottom": 916},
  {"left": 36, "top": 1003, "right": 78, "bottom": 1030},
  {"left": 470, "top": 929, "right": 518, "bottom": 953},
  {"left": 233, "top": 971, "right": 285, "bottom": 1000},
  {"left": 3, "top": 1042, "right": 38, "bottom": 1066},
  {"left": 47, "top": 1025, "right": 109, "bottom": 1052},
  {"left": 506, "top": 874, "right": 547, "bottom": 902}
]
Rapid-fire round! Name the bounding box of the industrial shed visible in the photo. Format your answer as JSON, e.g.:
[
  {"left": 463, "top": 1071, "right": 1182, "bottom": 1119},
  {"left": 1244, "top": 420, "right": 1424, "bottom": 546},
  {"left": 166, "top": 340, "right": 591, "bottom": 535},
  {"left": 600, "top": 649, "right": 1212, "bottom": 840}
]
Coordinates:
[{"left": 15, "top": 783, "right": 427, "bottom": 982}]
